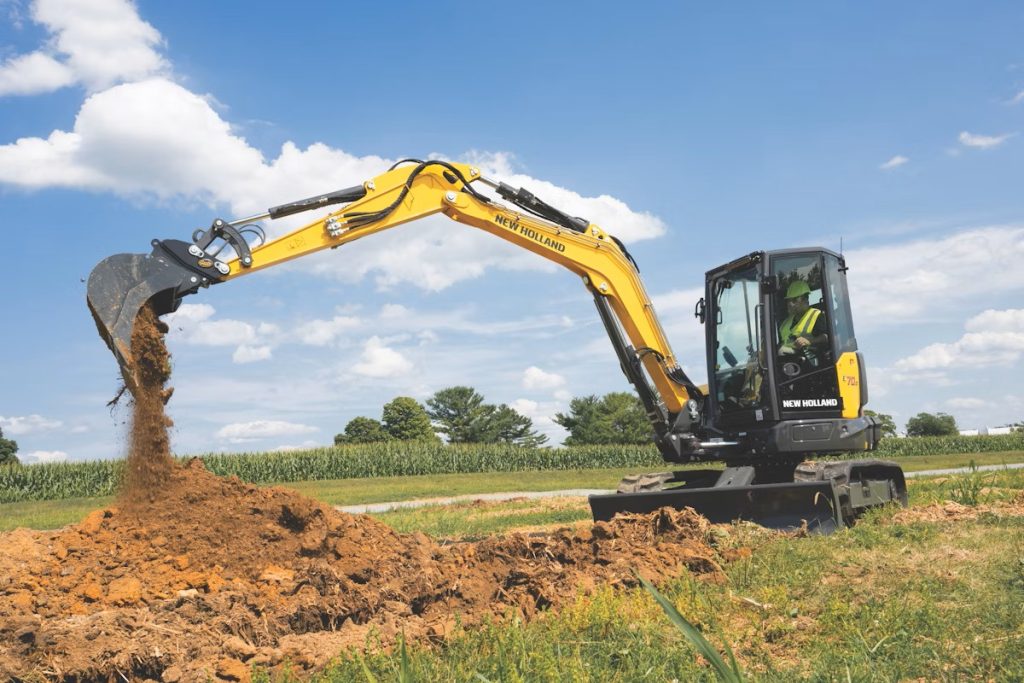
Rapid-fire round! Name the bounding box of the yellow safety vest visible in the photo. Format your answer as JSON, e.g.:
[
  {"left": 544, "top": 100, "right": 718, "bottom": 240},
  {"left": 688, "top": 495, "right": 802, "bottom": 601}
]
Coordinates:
[{"left": 780, "top": 307, "right": 821, "bottom": 343}]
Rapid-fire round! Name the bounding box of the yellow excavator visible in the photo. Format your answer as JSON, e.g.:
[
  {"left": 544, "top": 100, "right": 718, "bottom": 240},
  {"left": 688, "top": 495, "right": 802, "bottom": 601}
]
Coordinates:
[{"left": 87, "top": 159, "right": 906, "bottom": 532}]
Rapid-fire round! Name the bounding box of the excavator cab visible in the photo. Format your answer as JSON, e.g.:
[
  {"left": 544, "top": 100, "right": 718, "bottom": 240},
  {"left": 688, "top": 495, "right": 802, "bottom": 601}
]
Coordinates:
[
  {"left": 591, "top": 248, "right": 904, "bottom": 531},
  {"left": 703, "top": 248, "right": 880, "bottom": 455}
]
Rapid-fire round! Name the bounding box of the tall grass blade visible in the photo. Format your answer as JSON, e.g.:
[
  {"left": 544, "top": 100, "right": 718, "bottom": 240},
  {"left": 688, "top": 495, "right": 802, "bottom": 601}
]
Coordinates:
[{"left": 637, "top": 573, "right": 744, "bottom": 683}]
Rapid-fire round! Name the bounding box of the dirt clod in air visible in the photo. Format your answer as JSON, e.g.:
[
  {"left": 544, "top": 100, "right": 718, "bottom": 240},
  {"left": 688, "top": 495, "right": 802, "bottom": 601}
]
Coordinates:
[{"left": 0, "top": 308, "right": 729, "bottom": 681}]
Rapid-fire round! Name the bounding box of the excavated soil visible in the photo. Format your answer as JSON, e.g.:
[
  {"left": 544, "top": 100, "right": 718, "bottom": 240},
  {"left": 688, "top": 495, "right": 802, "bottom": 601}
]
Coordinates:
[
  {"left": 889, "top": 498, "right": 1024, "bottom": 525},
  {"left": 0, "top": 307, "right": 728, "bottom": 681},
  {"left": 120, "top": 304, "right": 175, "bottom": 505},
  {"left": 0, "top": 461, "right": 725, "bottom": 681}
]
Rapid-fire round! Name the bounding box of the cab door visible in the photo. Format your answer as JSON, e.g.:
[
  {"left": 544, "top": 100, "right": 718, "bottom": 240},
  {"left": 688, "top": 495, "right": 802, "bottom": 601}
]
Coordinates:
[
  {"left": 705, "top": 255, "right": 772, "bottom": 428},
  {"left": 767, "top": 251, "right": 844, "bottom": 419}
]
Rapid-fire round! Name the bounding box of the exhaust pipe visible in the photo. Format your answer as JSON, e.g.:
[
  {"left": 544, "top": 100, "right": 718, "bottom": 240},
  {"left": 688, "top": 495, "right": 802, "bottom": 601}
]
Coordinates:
[{"left": 87, "top": 239, "right": 227, "bottom": 389}]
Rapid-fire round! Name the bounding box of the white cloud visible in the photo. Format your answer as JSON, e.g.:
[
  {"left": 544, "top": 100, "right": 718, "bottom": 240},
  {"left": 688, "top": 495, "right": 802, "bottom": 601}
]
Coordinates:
[
  {"left": 0, "top": 0, "right": 167, "bottom": 97},
  {"left": 649, "top": 286, "right": 706, "bottom": 352},
  {"left": 508, "top": 397, "right": 568, "bottom": 444},
  {"left": 215, "top": 420, "right": 317, "bottom": 443},
  {"left": 186, "top": 319, "right": 256, "bottom": 346},
  {"left": 1011, "top": 90, "right": 1024, "bottom": 105},
  {"left": 958, "top": 131, "right": 1015, "bottom": 149},
  {"left": 19, "top": 449, "right": 68, "bottom": 464},
  {"left": 0, "top": 76, "right": 666, "bottom": 291},
  {"left": 233, "top": 345, "right": 272, "bottom": 364},
  {"left": 0, "top": 51, "right": 75, "bottom": 95},
  {"left": 893, "top": 308, "right": 1024, "bottom": 371},
  {"left": 352, "top": 336, "right": 413, "bottom": 378},
  {"left": 165, "top": 303, "right": 280, "bottom": 360},
  {"left": 879, "top": 155, "right": 908, "bottom": 170},
  {"left": 295, "top": 315, "right": 360, "bottom": 346},
  {"left": 845, "top": 226, "right": 1024, "bottom": 327},
  {"left": 945, "top": 397, "right": 989, "bottom": 410},
  {"left": 522, "top": 366, "right": 566, "bottom": 390},
  {"left": 272, "top": 440, "right": 320, "bottom": 452},
  {"left": 0, "top": 414, "right": 63, "bottom": 435},
  {"left": 469, "top": 151, "right": 668, "bottom": 243},
  {"left": 965, "top": 308, "right": 1024, "bottom": 332},
  {"left": 164, "top": 303, "right": 216, "bottom": 326}
]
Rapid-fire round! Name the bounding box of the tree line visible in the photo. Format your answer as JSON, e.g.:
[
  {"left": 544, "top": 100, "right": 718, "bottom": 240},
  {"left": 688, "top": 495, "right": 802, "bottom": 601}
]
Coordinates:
[{"left": 334, "top": 388, "right": 654, "bottom": 447}]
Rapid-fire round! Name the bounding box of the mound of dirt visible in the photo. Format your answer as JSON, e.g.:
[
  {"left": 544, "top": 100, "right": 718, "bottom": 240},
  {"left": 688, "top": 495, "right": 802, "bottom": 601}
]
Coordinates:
[
  {"left": 0, "top": 460, "right": 725, "bottom": 681},
  {"left": 1, "top": 298, "right": 730, "bottom": 680}
]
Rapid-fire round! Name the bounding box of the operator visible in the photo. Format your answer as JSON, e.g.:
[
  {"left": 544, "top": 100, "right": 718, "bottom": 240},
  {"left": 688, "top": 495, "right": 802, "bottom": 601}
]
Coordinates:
[{"left": 778, "top": 280, "right": 827, "bottom": 355}]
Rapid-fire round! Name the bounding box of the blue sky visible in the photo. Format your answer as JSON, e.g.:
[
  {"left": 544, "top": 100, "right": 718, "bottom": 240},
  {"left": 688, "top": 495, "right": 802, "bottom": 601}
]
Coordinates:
[{"left": 1, "top": 0, "right": 1022, "bottom": 462}]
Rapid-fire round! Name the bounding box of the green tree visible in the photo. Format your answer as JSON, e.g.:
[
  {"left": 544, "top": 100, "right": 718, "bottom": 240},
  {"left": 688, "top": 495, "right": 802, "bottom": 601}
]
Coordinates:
[
  {"left": 0, "top": 427, "right": 18, "bottom": 466},
  {"left": 864, "top": 409, "right": 897, "bottom": 438},
  {"left": 334, "top": 416, "right": 391, "bottom": 445},
  {"left": 491, "top": 404, "right": 549, "bottom": 448},
  {"left": 382, "top": 397, "right": 439, "bottom": 442},
  {"left": 426, "top": 386, "right": 491, "bottom": 443},
  {"left": 425, "top": 387, "right": 546, "bottom": 445},
  {"left": 905, "top": 412, "right": 958, "bottom": 437},
  {"left": 554, "top": 392, "right": 651, "bottom": 445}
]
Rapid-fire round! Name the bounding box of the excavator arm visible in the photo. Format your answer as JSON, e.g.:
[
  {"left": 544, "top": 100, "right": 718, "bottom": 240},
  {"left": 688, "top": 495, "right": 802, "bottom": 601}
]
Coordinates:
[
  {"left": 88, "top": 157, "right": 909, "bottom": 532},
  {"left": 88, "top": 159, "right": 704, "bottom": 457}
]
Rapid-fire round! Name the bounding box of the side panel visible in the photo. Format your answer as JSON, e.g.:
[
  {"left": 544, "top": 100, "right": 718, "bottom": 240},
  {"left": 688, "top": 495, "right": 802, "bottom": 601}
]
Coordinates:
[{"left": 836, "top": 351, "right": 861, "bottom": 419}]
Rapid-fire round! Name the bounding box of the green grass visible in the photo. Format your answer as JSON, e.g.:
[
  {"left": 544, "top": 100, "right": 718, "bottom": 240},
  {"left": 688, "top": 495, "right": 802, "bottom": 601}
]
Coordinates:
[
  {"left": 4, "top": 452, "right": 1024, "bottom": 532},
  {"left": 281, "top": 467, "right": 639, "bottom": 505},
  {"left": 0, "top": 495, "right": 115, "bottom": 532},
  {"left": 373, "top": 496, "right": 592, "bottom": 538}
]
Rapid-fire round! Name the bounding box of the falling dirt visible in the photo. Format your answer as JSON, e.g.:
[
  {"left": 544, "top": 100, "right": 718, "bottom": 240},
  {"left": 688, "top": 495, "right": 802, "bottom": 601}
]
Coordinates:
[
  {"left": 120, "top": 304, "right": 176, "bottom": 504},
  {"left": 0, "top": 461, "right": 726, "bottom": 681}
]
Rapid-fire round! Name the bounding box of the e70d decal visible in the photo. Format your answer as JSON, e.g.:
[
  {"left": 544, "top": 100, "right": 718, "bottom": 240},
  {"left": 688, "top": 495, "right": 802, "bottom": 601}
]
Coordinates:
[{"left": 494, "top": 214, "right": 566, "bottom": 253}]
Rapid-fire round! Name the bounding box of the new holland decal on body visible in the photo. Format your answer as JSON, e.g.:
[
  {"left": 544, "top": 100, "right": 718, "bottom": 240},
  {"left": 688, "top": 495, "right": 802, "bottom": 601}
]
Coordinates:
[
  {"left": 783, "top": 398, "right": 840, "bottom": 409},
  {"left": 494, "top": 214, "right": 567, "bottom": 252}
]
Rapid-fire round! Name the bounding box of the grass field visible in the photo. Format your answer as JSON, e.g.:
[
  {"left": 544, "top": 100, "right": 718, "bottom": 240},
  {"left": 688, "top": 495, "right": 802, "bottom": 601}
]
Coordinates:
[{"left": 2, "top": 450, "right": 1023, "bottom": 533}]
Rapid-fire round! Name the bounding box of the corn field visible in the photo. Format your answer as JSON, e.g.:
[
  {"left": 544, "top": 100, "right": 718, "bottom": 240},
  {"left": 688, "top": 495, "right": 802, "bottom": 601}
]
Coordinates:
[{"left": 1, "top": 433, "right": 1022, "bottom": 504}]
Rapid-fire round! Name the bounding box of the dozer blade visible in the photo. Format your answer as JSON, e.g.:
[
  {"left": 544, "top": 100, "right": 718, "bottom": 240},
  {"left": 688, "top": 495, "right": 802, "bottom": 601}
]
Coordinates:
[
  {"left": 87, "top": 243, "right": 212, "bottom": 389},
  {"left": 589, "top": 481, "right": 842, "bottom": 534}
]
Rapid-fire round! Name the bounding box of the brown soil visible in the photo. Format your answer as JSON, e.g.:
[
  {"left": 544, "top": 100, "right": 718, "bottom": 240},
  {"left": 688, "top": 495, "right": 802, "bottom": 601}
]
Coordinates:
[
  {"left": 0, "top": 461, "right": 726, "bottom": 682},
  {"left": 0, "top": 308, "right": 728, "bottom": 681},
  {"left": 889, "top": 499, "right": 1024, "bottom": 524},
  {"left": 121, "top": 304, "right": 175, "bottom": 504}
]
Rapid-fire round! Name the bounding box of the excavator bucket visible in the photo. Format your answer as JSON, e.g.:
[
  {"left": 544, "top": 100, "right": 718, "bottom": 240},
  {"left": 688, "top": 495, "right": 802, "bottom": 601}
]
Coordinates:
[
  {"left": 589, "top": 471, "right": 843, "bottom": 532},
  {"left": 87, "top": 244, "right": 206, "bottom": 389},
  {"left": 589, "top": 480, "right": 843, "bottom": 533}
]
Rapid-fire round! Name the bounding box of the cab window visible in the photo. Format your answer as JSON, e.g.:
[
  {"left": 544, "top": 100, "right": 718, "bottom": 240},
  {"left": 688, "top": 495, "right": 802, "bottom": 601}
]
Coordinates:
[
  {"left": 824, "top": 254, "right": 857, "bottom": 353},
  {"left": 771, "top": 254, "right": 833, "bottom": 376}
]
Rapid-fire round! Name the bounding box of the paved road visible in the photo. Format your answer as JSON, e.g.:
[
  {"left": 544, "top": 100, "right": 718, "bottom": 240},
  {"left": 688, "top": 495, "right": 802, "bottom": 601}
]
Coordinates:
[{"left": 335, "top": 462, "right": 1024, "bottom": 515}]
